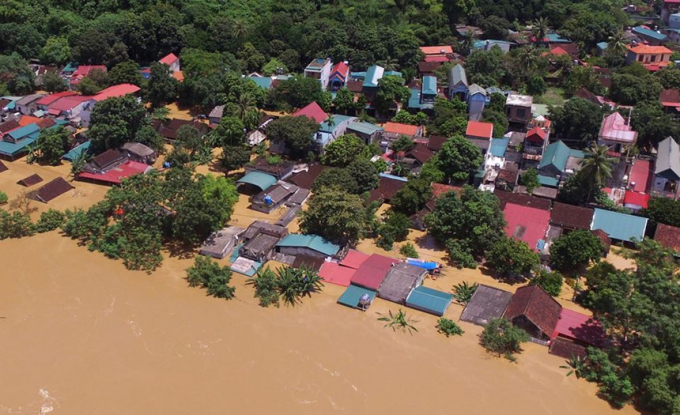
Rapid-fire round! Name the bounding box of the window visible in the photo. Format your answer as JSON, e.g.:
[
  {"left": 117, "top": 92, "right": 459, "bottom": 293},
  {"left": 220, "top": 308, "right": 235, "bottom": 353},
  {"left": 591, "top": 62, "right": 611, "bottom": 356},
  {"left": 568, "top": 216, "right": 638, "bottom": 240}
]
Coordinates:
[
  {"left": 516, "top": 108, "right": 526, "bottom": 119},
  {"left": 650, "top": 55, "right": 657, "bottom": 63},
  {"left": 638, "top": 55, "right": 644, "bottom": 62}
]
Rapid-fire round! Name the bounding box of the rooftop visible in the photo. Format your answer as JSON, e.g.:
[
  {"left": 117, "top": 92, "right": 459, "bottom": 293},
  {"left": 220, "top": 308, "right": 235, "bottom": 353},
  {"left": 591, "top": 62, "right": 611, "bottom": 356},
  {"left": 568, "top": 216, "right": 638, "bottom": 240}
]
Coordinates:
[
  {"left": 420, "top": 46, "right": 453, "bottom": 55},
  {"left": 378, "top": 263, "right": 427, "bottom": 304},
  {"left": 363, "top": 65, "right": 386, "bottom": 88},
  {"left": 276, "top": 234, "right": 340, "bottom": 257},
  {"left": 350, "top": 254, "right": 398, "bottom": 290},
  {"left": 627, "top": 44, "right": 672, "bottom": 55},
  {"left": 623, "top": 191, "right": 650, "bottom": 209},
  {"left": 237, "top": 171, "right": 277, "bottom": 192},
  {"left": 504, "top": 203, "right": 550, "bottom": 251},
  {"left": 599, "top": 112, "right": 637, "bottom": 144},
  {"left": 629, "top": 159, "right": 653, "bottom": 193},
  {"left": 346, "top": 121, "right": 383, "bottom": 136},
  {"left": 305, "top": 58, "right": 330, "bottom": 71},
  {"left": 422, "top": 76, "right": 437, "bottom": 95},
  {"left": 405, "top": 286, "right": 453, "bottom": 316},
  {"left": 550, "top": 202, "right": 594, "bottom": 230},
  {"left": 591, "top": 208, "right": 648, "bottom": 242},
  {"left": 506, "top": 93, "right": 533, "bottom": 107},
  {"left": 489, "top": 137, "right": 510, "bottom": 158},
  {"left": 159, "top": 53, "right": 179, "bottom": 65},
  {"left": 383, "top": 122, "right": 419, "bottom": 136},
  {"left": 319, "top": 114, "right": 355, "bottom": 133},
  {"left": 92, "top": 84, "right": 141, "bottom": 102},
  {"left": 654, "top": 223, "right": 680, "bottom": 252},
  {"left": 503, "top": 285, "right": 562, "bottom": 337},
  {"left": 632, "top": 26, "right": 667, "bottom": 41},
  {"left": 449, "top": 64, "right": 468, "bottom": 87},
  {"left": 319, "top": 262, "right": 356, "bottom": 287},
  {"left": 79, "top": 160, "right": 150, "bottom": 185},
  {"left": 460, "top": 285, "right": 513, "bottom": 326},
  {"left": 465, "top": 120, "right": 493, "bottom": 139},
  {"left": 292, "top": 102, "right": 327, "bottom": 124},
  {"left": 551, "top": 308, "right": 606, "bottom": 347},
  {"left": 656, "top": 137, "right": 680, "bottom": 181}
]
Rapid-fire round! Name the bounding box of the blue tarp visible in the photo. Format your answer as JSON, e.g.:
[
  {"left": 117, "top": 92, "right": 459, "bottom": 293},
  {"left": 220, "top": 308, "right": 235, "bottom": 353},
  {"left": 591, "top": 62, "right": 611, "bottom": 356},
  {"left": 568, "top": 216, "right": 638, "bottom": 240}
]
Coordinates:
[{"left": 407, "top": 259, "right": 438, "bottom": 270}]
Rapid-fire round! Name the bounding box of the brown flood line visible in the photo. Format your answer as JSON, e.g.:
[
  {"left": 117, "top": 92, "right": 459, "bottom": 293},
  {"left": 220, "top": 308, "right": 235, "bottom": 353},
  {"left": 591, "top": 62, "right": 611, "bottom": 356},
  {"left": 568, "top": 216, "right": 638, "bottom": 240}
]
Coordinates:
[{"left": 0, "top": 232, "right": 639, "bottom": 415}]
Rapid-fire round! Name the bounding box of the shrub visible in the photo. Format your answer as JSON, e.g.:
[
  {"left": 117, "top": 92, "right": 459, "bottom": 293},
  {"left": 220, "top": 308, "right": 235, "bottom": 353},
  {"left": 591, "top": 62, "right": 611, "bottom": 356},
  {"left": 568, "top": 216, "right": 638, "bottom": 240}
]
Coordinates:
[
  {"left": 399, "top": 243, "right": 418, "bottom": 258},
  {"left": 34, "top": 209, "right": 66, "bottom": 233},
  {"left": 437, "top": 318, "right": 464, "bottom": 337},
  {"left": 480, "top": 318, "right": 530, "bottom": 361},
  {"left": 452, "top": 281, "right": 478, "bottom": 305},
  {"left": 0, "top": 191, "right": 7, "bottom": 204},
  {"left": 248, "top": 267, "right": 280, "bottom": 307},
  {"left": 275, "top": 266, "right": 323, "bottom": 306},
  {"left": 186, "top": 256, "right": 236, "bottom": 300},
  {"left": 531, "top": 270, "right": 563, "bottom": 296},
  {"left": 0, "top": 211, "right": 35, "bottom": 239}
]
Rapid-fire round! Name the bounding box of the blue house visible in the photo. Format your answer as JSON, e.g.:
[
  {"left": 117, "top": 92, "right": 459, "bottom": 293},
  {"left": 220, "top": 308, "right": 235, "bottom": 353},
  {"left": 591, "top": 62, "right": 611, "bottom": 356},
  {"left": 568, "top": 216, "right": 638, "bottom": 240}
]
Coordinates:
[
  {"left": 632, "top": 26, "right": 668, "bottom": 46},
  {"left": 448, "top": 64, "right": 468, "bottom": 101},
  {"left": 467, "top": 84, "right": 488, "bottom": 121},
  {"left": 408, "top": 76, "right": 438, "bottom": 110}
]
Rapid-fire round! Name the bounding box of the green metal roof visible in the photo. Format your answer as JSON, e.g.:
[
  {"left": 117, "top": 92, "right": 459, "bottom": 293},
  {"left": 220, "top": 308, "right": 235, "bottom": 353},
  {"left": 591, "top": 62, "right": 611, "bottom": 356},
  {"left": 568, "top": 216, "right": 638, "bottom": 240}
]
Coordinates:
[
  {"left": 62, "top": 62, "right": 78, "bottom": 73},
  {"left": 347, "top": 121, "right": 383, "bottom": 136},
  {"left": 237, "top": 171, "right": 277, "bottom": 191},
  {"left": 8, "top": 123, "right": 39, "bottom": 141},
  {"left": 591, "top": 208, "right": 648, "bottom": 242},
  {"left": 538, "top": 175, "right": 559, "bottom": 187},
  {"left": 62, "top": 140, "right": 91, "bottom": 161},
  {"left": 338, "top": 284, "right": 376, "bottom": 309},
  {"left": 319, "top": 114, "right": 355, "bottom": 133},
  {"left": 539, "top": 140, "right": 571, "bottom": 171},
  {"left": 422, "top": 76, "right": 437, "bottom": 95},
  {"left": 489, "top": 137, "right": 509, "bottom": 157},
  {"left": 247, "top": 76, "right": 273, "bottom": 89},
  {"left": 406, "top": 286, "right": 453, "bottom": 316},
  {"left": 0, "top": 136, "right": 38, "bottom": 156},
  {"left": 276, "top": 234, "right": 340, "bottom": 256}
]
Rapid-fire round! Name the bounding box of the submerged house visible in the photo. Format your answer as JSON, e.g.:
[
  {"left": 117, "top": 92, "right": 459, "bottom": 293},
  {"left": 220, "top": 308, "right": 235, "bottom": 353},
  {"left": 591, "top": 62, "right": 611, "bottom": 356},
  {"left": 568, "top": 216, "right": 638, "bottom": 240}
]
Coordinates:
[
  {"left": 377, "top": 263, "right": 427, "bottom": 304},
  {"left": 276, "top": 234, "right": 340, "bottom": 259},
  {"left": 240, "top": 221, "right": 288, "bottom": 262},
  {"left": 250, "top": 181, "right": 300, "bottom": 213},
  {"left": 460, "top": 284, "right": 513, "bottom": 326},
  {"left": 199, "top": 226, "right": 245, "bottom": 259},
  {"left": 503, "top": 285, "right": 562, "bottom": 342}
]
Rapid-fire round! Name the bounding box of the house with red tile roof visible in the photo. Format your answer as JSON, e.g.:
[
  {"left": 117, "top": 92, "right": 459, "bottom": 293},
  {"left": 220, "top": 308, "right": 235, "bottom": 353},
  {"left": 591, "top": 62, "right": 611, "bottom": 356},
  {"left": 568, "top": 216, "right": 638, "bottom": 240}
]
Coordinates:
[
  {"left": 70, "top": 65, "right": 107, "bottom": 86},
  {"left": 292, "top": 102, "right": 328, "bottom": 124},
  {"left": 623, "top": 190, "right": 650, "bottom": 210},
  {"left": 660, "top": 89, "right": 680, "bottom": 114},
  {"left": 626, "top": 44, "right": 672, "bottom": 70},
  {"left": 503, "top": 203, "right": 550, "bottom": 252},
  {"left": 465, "top": 120, "right": 493, "bottom": 140},
  {"left": 628, "top": 158, "right": 653, "bottom": 193},
  {"left": 654, "top": 223, "right": 680, "bottom": 252},
  {"left": 503, "top": 285, "right": 562, "bottom": 341},
  {"left": 349, "top": 253, "right": 399, "bottom": 290},
  {"left": 420, "top": 45, "right": 454, "bottom": 56},
  {"left": 159, "top": 53, "right": 180, "bottom": 72},
  {"left": 382, "top": 122, "right": 423, "bottom": 139},
  {"left": 36, "top": 91, "right": 78, "bottom": 110}
]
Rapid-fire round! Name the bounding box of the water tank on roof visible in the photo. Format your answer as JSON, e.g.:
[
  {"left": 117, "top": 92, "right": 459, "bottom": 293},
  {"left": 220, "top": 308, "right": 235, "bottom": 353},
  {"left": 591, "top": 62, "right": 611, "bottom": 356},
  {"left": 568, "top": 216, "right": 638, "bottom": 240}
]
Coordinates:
[{"left": 264, "top": 194, "right": 273, "bottom": 206}]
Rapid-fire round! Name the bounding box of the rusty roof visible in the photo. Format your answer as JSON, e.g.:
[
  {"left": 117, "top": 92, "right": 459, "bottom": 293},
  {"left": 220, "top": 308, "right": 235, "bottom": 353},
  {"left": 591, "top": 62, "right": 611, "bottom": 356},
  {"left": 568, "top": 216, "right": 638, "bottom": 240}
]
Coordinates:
[
  {"left": 655, "top": 223, "right": 680, "bottom": 252},
  {"left": 503, "top": 285, "right": 562, "bottom": 337},
  {"left": 550, "top": 202, "right": 594, "bottom": 230},
  {"left": 494, "top": 189, "right": 552, "bottom": 211}
]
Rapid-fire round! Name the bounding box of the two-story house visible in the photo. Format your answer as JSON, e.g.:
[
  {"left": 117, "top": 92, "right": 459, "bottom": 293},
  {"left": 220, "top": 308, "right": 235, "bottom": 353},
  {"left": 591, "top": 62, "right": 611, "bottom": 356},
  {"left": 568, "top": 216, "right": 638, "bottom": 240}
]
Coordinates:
[
  {"left": 598, "top": 112, "right": 638, "bottom": 152},
  {"left": 328, "top": 62, "right": 350, "bottom": 91},
  {"left": 304, "top": 58, "right": 333, "bottom": 90},
  {"left": 505, "top": 93, "right": 533, "bottom": 125},
  {"left": 448, "top": 64, "right": 468, "bottom": 101},
  {"left": 626, "top": 44, "right": 672, "bottom": 70},
  {"left": 408, "top": 76, "right": 438, "bottom": 110}
]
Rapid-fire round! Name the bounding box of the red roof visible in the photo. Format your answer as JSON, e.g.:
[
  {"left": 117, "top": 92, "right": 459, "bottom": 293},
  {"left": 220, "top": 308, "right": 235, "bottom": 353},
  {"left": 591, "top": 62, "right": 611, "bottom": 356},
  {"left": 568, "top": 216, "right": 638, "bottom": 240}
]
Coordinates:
[
  {"left": 431, "top": 183, "right": 462, "bottom": 198},
  {"left": 18, "top": 116, "right": 41, "bottom": 127},
  {"left": 318, "top": 262, "right": 356, "bottom": 287},
  {"left": 72, "top": 65, "right": 107, "bottom": 77},
  {"left": 504, "top": 285, "right": 562, "bottom": 337},
  {"left": 627, "top": 44, "right": 672, "bottom": 55},
  {"left": 36, "top": 91, "right": 78, "bottom": 106},
  {"left": 92, "top": 84, "right": 141, "bottom": 102},
  {"left": 548, "top": 46, "right": 569, "bottom": 56},
  {"left": 624, "top": 191, "right": 650, "bottom": 208},
  {"left": 503, "top": 203, "right": 550, "bottom": 251},
  {"left": 420, "top": 46, "right": 453, "bottom": 55},
  {"left": 172, "top": 70, "right": 184, "bottom": 82},
  {"left": 424, "top": 55, "right": 453, "bottom": 63},
  {"left": 292, "top": 102, "right": 327, "bottom": 124},
  {"left": 349, "top": 254, "right": 399, "bottom": 290},
  {"left": 551, "top": 308, "right": 606, "bottom": 347},
  {"left": 49, "top": 95, "right": 91, "bottom": 112},
  {"left": 159, "top": 53, "right": 179, "bottom": 65},
  {"left": 78, "top": 160, "right": 149, "bottom": 185},
  {"left": 660, "top": 89, "right": 680, "bottom": 107},
  {"left": 655, "top": 223, "right": 680, "bottom": 252},
  {"left": 629, "top": 159, "right": 653, "bottom": 193},
  {"left": 383, "top": 122, "right": 420, "bottom": 136},
  {"left": 525, "top": 126, "right": 547, "bottom": 143},
  {"left": 330, "top": 62, "right": 350, "bottom": 82},
  {"left": 465, "top": 121, "right": 493, "bottom": 139},
  {"left": 339, "top": 250, "right": 370, "bottom": 269}
]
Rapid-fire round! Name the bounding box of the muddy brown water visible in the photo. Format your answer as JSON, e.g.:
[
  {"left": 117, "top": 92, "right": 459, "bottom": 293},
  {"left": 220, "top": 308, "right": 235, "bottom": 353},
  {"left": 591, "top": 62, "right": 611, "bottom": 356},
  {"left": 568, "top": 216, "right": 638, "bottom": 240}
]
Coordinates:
[{"left": 0, "top": 232, "right": 640, "bottom": 415}]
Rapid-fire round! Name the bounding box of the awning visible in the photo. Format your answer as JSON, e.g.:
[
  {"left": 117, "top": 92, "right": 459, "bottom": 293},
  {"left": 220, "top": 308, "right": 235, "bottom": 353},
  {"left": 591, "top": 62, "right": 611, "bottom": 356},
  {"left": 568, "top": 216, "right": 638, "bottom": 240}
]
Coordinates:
[
  {"left": 337, "top": 284, "right": 376, "bottom": 309},
  {"left": 237, "top": 171, "right": 277, "bottom": 191}
]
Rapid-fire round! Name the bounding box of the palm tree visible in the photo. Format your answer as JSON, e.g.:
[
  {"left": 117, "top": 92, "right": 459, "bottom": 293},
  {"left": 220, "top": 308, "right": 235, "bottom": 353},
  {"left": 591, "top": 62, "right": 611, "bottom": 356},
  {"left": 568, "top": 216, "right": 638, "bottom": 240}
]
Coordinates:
[
  {"left": 580, "top": 143, "right": 616, "bottom": 201},
  {"left": 517, "top": 46, "right": 542, "bottom": 74},
  {"left": 377, "top": 57, "right": 399, "bottom": 71},
  {"left": 227, "top": 91, "right": 258, "bottom": 129},
  {"left": 607, "top": 31, "right": 628, "bottom": 56},
  {"left": 325, "top": 114, "right": 335, "bottom": 128},
  {"left": 462, "top": 30, "right": 476, "bottom": 56},
  {"left": 377, "top": 309, "right": 419, "bottom": 334},
  {"left": 232, "top": 20, "right": 249, "bottom": 42},
  {"left": 452, "top": 281, "right": 478, "bottom": 305},
  {"left": 532, "top": 17, "right": 550, "bottom": 42},
  {"left": 391, "top": 162, "right": 410, "bottom": 177}
]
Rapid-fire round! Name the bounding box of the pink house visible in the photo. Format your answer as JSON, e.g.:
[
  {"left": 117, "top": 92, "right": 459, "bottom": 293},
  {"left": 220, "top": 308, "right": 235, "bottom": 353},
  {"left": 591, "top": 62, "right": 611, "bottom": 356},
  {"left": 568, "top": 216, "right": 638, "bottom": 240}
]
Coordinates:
[
  {"left": 598, "top": 112, "right": 637, "bottom": 150},
  {"left": 159, "top": 53, "right": 180, "bottom": 73}
]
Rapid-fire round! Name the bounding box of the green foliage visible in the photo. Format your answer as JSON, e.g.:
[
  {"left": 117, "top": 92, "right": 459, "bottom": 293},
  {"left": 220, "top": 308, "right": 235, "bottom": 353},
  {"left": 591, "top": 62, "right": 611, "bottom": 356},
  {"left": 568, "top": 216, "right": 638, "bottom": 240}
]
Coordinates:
[
  {"left": 452, "top": 281, "right": 478, "bottom": 305},
  {"left": 436, "top": 318, "right": 464, "bottom": 337},
  {"left": 346, "top": 158, "right": 379, "bottom": 193},
  {"left": 247, "top": 267, "right": 280, "bottom": 307},
  {"left": 39, "top": 36, "right": 71, "bottom": 65},
  {"left": 399, "top": 243, "right": 418, "bottom": 258},
  {"left": 549, "top": 230, "right": 603, "bottom": 274},
  {"left": 373, "top": 75, "right": 410, "bottom": 115},
  {"left": 640, "top": 196, "right": 680, "bottom": 227},
  {"left": 376, "top": 210, "right": 411, "bottom": 250},
  {"left": 549, "top": 98, "right": 603, "bottom": 146},
  {"left": 212, "top": 116, "right": 246, "bottom": 147},
  {"left": 34, "top": 209, "right": 66, "bottom": 233},
  {"left": 631, "top": 102, "right": 679, "bottom": 150},
  {"left": 480, "top": 318, "right": 530, "bottom": 362},
  {"left": 531, "top": 270, "right": 563, "bottom": 297},
  {"left": 0, "top": 191, "right": 7, "bottom": 204},
  {"left": 391, "top": 178, "right": 433, "bottom": 215},
  {"left": 485, "top": 236, "right": 540, "bottom": 277},
  {"left": 435, "top": 135, "right": 483, "bottom": 183},
  {"left": 145, "top": 62, "right": 179, "bottom": 108},
  {"left": 655, "top": 68, "right": 680, "bottom": 90},
  {"left": 392, "top": 111, "right": 427, "bottom": 126},
  {"left": 42, "top": 72, "right": 68, "bottom": 93},
  {"left": 377, "top": 309, "right": 418, "bottom": 334},
  {"left": 0, "top": 54, "right": 35, "bottom": 94},
  {"left": 272, "top": 77, "right": 324, "bottom": 110},
  {"left": 274, "top": 266, "right": 323, "bottom": 307},
  {"left": 186, "top": 256, "right": 236, "bottom": 300},
  {"left": 610, "top": 74, "right": 663, "bottom": 106},
  {"left": 0, "top": 211, "right": 34, "bottom": 240},
  {"left": 582, "top": 348, "right": 634, "bottom": 408},
  {"left": 557, "top": 171, "right": 592, "bottom": 205},
  {"left": 465, "top": 47, "right": 505, "bottom": 86},
  {"left": 109, "top": 60, "right": 144, "bottom": 87},
  {"left": 333, "top": 87, "right": 355, "bottom": 115},
  {"left": 77, "top": 69, "right": 109, "bottom": 95},
  {"left": 221, "top": 145, "right": 251, "bottom": 171},
  {"left": 265, "top": 116, "right": 319, "bottom": 158},
  {"left": 519, "top": 168, "right": 539, "bottom": 193},
  {"left": 563, "top": 66, "right": 604, "bottom": 96},
  {"left": 312, "top": 168, "right": 359, "bottom": 194},
  {"left": 300, "top": 187, "right": 370, "bottom": 245},
  {"left": 261, "top": 58, "right": 287, "bottom": 76},
  {"left": 391, "top": 135, "right": 415, "bottom": 153},
  {"left": 322, "top": 135, "right": 368, "bottom": 167},
  {"left": 373, "top": 158, "right": 389, "bottom": 173},
  {"left": 481, "top": 109, "right": 509, "bottom": 138},
  {"left": 89, "top": 95, "right": 147, "bottom": 153},
  {"left": 134, "top": 125, "right": 165, "bottom": 153},
  {"left": 36, "top": 127, "right": 70, "bottom": 166},
  {"left": 426, "top": 187, "right": 505, "bottom": 267},
  {"left": 428, "top": 97, "right": 468, "bottom": 137}
]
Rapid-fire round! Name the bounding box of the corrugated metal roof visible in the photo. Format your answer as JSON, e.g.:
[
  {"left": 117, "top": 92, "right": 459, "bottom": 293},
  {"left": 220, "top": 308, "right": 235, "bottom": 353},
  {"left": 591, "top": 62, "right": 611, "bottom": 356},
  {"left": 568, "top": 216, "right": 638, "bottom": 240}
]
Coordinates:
[
  {"left": 632, "top": 26, "right": 667, "bottom": 41},
  {"left": 347, "top": 121, "right": 382, "bottom": 135},
  {"left": 489, "top": 137, "right": 509, "bottom": 157},
  {"left": 538, "top": 175, "right": 559, "bottom": 187},
  {"left": 319, "top": 114, "right": 355, "bottom": 133},
  {"left": 591, "top": 208, "right": 648, "bottom": 242},
  {"left": 237, "top": 171, "right": 277, "bottom": 191},
  {"left": 422, "top": 76, "right": 437, "bottom": 95},
  {"left": 62, "top": 140, "right": 91, "bottom": 161},
  {"left": 337, "top": 284, "right": 376, "bottom": 308},
  {"left": 539, "top": 140, "right": 571, "bottom": 171},
  {"left": 247, "top": 76, "right": 273, "bottom": 89},
  {"left": 655, "top": 137, "right": 680, "bottom": 181},
  {"left": 449, "top": 64, "right": 467, "bottom": 87},
  {"left": 363, "top": 65, "right": 385, "bottom": 88},
  {"left": 276, "top": 234, "right": 340, "bottom": 256},
  {"left": 406, "top": 286, "right": 453, "bottom": 316}
]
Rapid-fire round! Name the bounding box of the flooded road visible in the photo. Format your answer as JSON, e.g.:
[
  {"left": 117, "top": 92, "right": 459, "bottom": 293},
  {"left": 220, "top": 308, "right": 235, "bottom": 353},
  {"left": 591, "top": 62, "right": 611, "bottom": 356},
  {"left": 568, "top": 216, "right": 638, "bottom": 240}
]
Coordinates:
[{"left": 0, "top": 232, "right": 639, "bottom": 415}]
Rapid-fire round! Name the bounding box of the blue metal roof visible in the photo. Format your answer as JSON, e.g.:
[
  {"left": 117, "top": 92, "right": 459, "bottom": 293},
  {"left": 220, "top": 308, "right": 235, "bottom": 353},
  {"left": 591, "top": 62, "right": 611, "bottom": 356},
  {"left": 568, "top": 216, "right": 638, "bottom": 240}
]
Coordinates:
[
  {"left": 597, "top": 42, "right": 609, "bottom": 50},
  {"left": 489, "top": 137, "right": 510, "bottom": 157},
  {"left": 538, "top": 174, "right": 559, "bottom": 187},
  {"left": 422, "top": 76, "right": 437, "bottom": 95},
  {"left": 0, "top": 136, "right": 38, "bottom": 156},
  {"left": 318, "top": 114, "right": 354, "bottom": 133},
  {"left": 546, "top": 33, "right": 570, "bottom": 43},
  {"left": 406, "top": 286, "right": 453, "bottom": 316},
  {"left": 8, "top": 123, "right": 40, "bottom": 141},
  {"left": 247, "top": 76, "right": 273, "bottom": 89},
  {"left": 408, "top": 88, "right": 433, "bottom": 110},
  {"left": 632, "top": 27, "right": 667, "bottom": 41},
  {"left": 379, "top": 173, "right": 408, "bottom": 182},
  {"left": 591, "top": 208, "right": 648, "bottom": 242},
  {"left": 62, "top": 140, "right": 91, "bottom": 161},
  {"left": 237, "top": 171, "right": 277, "bottom": 191},
  {"left": 338, "top": 284, "right": 376, "bottom": 309},
  {"left": 276, "top": 234, "right": 340, "bottom": 256},
  {"left": 363, "top": 65, "right": 383, "bottom": 88}
]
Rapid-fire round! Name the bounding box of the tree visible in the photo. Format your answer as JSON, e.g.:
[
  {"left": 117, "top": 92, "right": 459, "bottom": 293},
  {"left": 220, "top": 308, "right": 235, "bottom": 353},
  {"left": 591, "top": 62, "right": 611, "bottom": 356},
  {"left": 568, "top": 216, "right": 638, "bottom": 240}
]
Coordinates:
[
  {"left": 425, "top": 186, "right": 506, "bottom": 267},
  {"left": 247, "top": 267, "right": 280, "bottom": 307},
  {"left": 377, "top": 210, "right": 412, "bottom": 250},
  {"left": 89, "top": 95, "right": 147, "bottom": 153},
  {"left": 580, "top": 143, "right": 616, "bottom": 198},
  {"left": 221, "top": 145, "right": 251, "bottom": 171},
  {"left": 275, "top": 266, "right": 323, "bottom": 306},
  {"left": 0, "top": 191, "right": 7, "bottom": 205},
  {"left": 631, "top": 102, "right": 679, "bottom": 150},
  {"left": 42, "top": 72, "right": 68, "bottom": 93},
  {"left": 485, "top": 236, "right": 540, "bottom": 277},
  {"left": 346, "top": 158, "right": 379, "bottom": 193},
  {"left": 134, "top": 125, "right": 165, "bottom": 153},
  {"left": 530, "top": 270, "right": 563, "bottom": 296},
  {"left": 39, "top": 36, "right": 71, "bottom": 66},
  {"left": 36, "top": 127, "right": 70, "bottom": 166},
  {"left": 400, "top": 243, "right": 418, "bottom": 258},
  {"left": 299, "top": 188, "right": 370, "bottom": 245},
  {"left": 333, "top": 87, "right": 355, "bottom": 115},
  {"left": 78, "top": 76, "right": 105, "bottom": 95},
  {"left": 452, "top": 282, "right": 478, "bottom": 305},
  {"left": 532, "top": 17, "right": 550, "bottom": 41},
  {"left": 186, "top": 256, "right": 236, "bottom": 300},
  {"left": 312, "top": 168, "right": 360, "bottom": 194},
  {"left": 265, "top": 116, "right": 319, "bottom": 158},
  {"left": 437, "top": 318, "right": 464, "bottom": 337},
  {"left": 0, "top": 54, "right": 35, "bottom": 94},
  {"left": 261, "top": 58, "right": 288, "bottom": 75},
  {"left": 145, "top": 62, "right": 178, "bottom": 108},
  {"left": 549, "top": 98, "right": 603, "bottom": 145},
  {"left": 429, "top": 97, "right": 467, "bottom": 136},
  {"left": 373, "top": 75, "right": 410, "bottom": 115},
  {"left": 391, "top": 135, "right": 415, "bottom": 153},
  {"left": 480, "top": 318, "right": 530, "bottom": 361},
  {"left": 564, "top": 66, "right": 604, "bottom": 96},
  {"left": 610, "top": 74, "right": 663, "bottom": 106},
  {"left": 212, "top": 116, "right": 245, "bottom": 147},
  {"left": 378, "top": 309, "right": 419, "bottom": 334},
  {"left": 321, "top": 134, "right": 368, "bottom": 167},
  {"left": 109, "top": 60, "right": 144, "bottom": 87},
  {"left": 607, "top": 31, "right": 628, "bottom": 56},
  {"left": 271, "top": 77, "right": 324, "bottom": 110},
  {"left": 34, "top": 209, "right": 66, "bottom": 233},
  {"left": 519, "top": 168, "right": 540, "bottom": 193},
  {"left": 550, "top": 230, "right": 603, "bottom": 274},
  {"left": 640, "top": 197, "right": 680, "bottom": 227},
  {"left": 391, "top": 178, "right": 433, "bottom": 215},
  {"left": 465, "top": 47, "right": 505, "bottom": 86},
  {"left": 169, "top": 125, "right": 210, "bottom": 165},
  {"left": 436, "top": 135, "right": 483, "bottom": 183},
  {"left": 0, "top": 211, "right": 34, "bottom": 240},
  {"left": 482, "top": 109, "right": 509, "bottom": 137}
]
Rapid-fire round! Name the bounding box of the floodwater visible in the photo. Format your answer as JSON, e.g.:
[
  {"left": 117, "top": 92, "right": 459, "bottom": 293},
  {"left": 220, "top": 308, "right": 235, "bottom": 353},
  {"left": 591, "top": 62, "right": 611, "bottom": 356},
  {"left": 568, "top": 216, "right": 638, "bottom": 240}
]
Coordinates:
[{"left": 0, "top": 232, "right": 640, "bottom": 415}]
